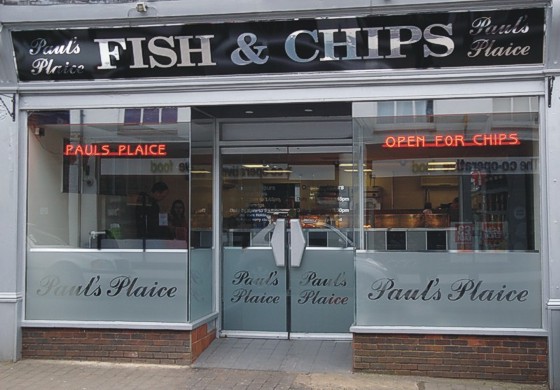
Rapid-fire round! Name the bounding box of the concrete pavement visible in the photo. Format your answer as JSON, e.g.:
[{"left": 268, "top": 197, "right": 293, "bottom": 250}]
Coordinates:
[{"left": 0, "top": 359, "right": 549, "bottom": 390}]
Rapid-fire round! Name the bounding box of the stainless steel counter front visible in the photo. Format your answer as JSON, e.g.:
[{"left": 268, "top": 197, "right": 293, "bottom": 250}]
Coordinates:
[{"left": 365, "top": 227, "right": 457, "bottom": 251}]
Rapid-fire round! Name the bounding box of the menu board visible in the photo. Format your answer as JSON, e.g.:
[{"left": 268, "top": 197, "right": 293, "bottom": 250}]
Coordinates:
[{"left": 237, "top": 184, "right": 297, "bottom": 228}]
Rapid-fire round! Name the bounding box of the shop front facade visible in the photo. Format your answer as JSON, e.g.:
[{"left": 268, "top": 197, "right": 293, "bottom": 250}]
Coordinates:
[{"left": 0, "top": 0, "right": 559, "bottom": 387}]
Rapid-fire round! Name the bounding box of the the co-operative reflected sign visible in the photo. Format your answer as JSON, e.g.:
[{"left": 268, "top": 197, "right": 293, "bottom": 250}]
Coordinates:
[{"left": 12, "top": 8, "right": 544, "bottom": 82}]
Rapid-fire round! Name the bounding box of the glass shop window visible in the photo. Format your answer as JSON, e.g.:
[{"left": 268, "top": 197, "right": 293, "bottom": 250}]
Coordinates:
[
  {"left": 124, "top": 107, "right": 178, "bottom": 124},
  {"left": 357, "top": 97, "right": 539, "bottom": 252},
  {"left": 26, "top": 108, "right": 191, "bottom": 250},
  {"left": 377, "top": 100, "right": 434, "bottom": 124}
]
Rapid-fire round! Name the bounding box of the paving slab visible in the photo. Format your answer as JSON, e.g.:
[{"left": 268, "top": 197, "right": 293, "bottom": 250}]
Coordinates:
[{"left": 0, "top": 360, "right": 549, "bottom": 390}]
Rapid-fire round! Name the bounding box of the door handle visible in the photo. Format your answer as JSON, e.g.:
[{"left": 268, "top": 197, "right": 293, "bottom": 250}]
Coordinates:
[
  {"left": 270, "top": 218, "right": 286, "bottom": 267},
  {"left": 290, "top": 219, "right": 306, "bottom": 268}
]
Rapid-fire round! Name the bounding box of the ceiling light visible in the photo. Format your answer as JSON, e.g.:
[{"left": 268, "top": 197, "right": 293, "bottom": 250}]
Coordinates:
[
  {"left": 427, "top": 167, "right": 457, "bottom": 171},
  {"left": 242, "top": 164, "right": 269, "bottom": 168},
  {"left": 427, "top": 161, "right": 457, "bottom": 171},
  {"left": 428, "top": 161, "right": 455, "bottom": 166},
  {"left": 339, "top": 163, "right": 366, "bottom": 167},
  {"left": 264, "top": 169, "right": 292, "bottom": 173}
]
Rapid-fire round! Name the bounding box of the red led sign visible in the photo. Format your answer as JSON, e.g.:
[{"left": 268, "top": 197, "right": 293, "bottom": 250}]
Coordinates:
[
  {"left": 383, "top": 133, "right": 520, "bottom": 148},
  {"left": 64, "top": 143, "right": 168, "bottom": 157}
]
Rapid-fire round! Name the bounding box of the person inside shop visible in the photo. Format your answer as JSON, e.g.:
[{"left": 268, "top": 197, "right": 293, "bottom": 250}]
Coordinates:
[
  {"left": 136, "top": 181, "right": 172, "bottom": 239},
  {"left": 423, "top": 202, "right": 433, "bottom": 215},
  {"left": 449, "top": 197, "right": 460, "bottom": 222},
  {"left": 169, "top": 199, "right": 188, "bottom": 242}
]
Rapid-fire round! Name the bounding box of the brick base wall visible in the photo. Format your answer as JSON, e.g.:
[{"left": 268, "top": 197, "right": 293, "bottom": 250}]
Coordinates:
[
  {"left": 191, "top": 323, "right": 216, "bottom": 362},
  {"left": 22, "top": 325, "right": 216, "bottom": 365},
  {"left": 353, "top": 334, "right": 548, "bottom": 384}
]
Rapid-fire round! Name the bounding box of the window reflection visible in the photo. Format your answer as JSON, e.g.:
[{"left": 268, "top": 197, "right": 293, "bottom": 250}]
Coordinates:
[
  {"left": 27, "top": 107, "right": 190, "bottom": 250},
  {"left": 358, "top": 97, "right": 539, "bottom": 252}
]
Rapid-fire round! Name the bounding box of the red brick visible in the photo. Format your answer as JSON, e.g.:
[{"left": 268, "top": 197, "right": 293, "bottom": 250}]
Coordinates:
[
  {"left": 352, "top": 333, "right": 547, "bottom": 385},
  {"left": 22, "top": 327, "right": 207, "bottom": 365}
]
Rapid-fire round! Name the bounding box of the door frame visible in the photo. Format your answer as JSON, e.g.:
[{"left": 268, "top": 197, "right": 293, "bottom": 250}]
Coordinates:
[{"left": 216, "top": 115, "right": 355, "bottom": 339}]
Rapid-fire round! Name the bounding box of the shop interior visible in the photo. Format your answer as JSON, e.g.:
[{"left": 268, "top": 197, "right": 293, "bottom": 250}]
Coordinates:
[{"left": 26, "top": 99, "right": 538, "bottom": 253}]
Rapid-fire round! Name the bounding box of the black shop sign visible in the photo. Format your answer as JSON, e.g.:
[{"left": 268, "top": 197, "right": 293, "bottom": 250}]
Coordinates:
[{"left": 12, "top": 8, "right": 544, "bottom": 82}]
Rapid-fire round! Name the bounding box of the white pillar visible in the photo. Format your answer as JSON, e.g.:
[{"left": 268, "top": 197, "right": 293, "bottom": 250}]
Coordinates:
[
  {"left": 0, "top": 97, "right": 21, "bottom": 361},
  {"left": 546, "top": 73, "right": 560, "bottom": 389},
  {"left": 546, "top": 2, "right": 560, "bottom": 389},
  {"left": 0, "top": 22, "right": 22, "bottom": 362}
]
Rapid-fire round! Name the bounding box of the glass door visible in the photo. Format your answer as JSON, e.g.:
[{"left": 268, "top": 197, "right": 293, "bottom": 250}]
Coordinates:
[{"left": 221, "top": 145, "right": 355, "bottom": 337}]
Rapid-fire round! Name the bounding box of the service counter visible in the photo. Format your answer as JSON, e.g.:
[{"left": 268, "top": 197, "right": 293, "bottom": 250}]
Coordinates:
[
  {"left": 223, "top": 226, "right": 354, "bottom": 248},
  {"left": 368, "top": 212, "right": 454, "bottom": 251},
  {"left": 365, "top": 227, "right": 458, "bottom": 251}
]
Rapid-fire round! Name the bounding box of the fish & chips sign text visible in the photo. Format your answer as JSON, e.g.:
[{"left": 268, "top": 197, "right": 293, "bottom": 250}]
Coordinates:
[{"left": 12, "top": 8, "right": 544, "bottom": 81}]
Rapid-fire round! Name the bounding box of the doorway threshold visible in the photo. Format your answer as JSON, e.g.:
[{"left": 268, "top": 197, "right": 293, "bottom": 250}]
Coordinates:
[{"left": 192, "top": 338, "right": 352, "bottom": 373}]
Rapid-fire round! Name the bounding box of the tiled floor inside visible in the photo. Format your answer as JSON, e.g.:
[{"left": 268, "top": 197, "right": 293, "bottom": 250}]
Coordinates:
[{"left": 192, "top": 338, "right": 353, "bottom": 373}]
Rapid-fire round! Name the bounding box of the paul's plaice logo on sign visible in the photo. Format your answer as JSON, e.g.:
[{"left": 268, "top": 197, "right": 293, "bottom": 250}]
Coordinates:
[
  {"left": 228, "top": 269, "right": 351, "bottom": 305},
  {"left": 12, "top": 8, "right": 544, "bottom": 81},
  {"left": 230, "top": 270, "right": 282, "bottom": 304},
  {"left": 467, "top": 15, "right": 531, "bottom": 58},
  {"left": 367, "top": 278, "right": 529, "bottom": 303},
  {"left": 35, "top": 274, "right": 178, "bottom": 298},
  {"left": 297, "top": 271, "right": 350, "bottom": 305},
  {"left": 28, "top": 36, "right": 86, "bottom": 76}
]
